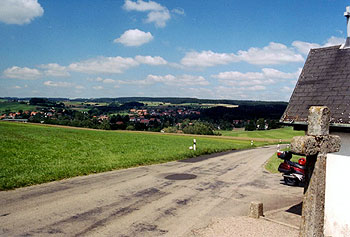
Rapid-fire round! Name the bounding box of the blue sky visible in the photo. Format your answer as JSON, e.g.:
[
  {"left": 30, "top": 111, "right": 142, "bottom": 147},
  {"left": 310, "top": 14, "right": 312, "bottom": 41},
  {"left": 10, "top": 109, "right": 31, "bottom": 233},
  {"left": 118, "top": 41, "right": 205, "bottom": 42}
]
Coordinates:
[{"left": 0, "top": 0, "right": 349, "bottom": 101}]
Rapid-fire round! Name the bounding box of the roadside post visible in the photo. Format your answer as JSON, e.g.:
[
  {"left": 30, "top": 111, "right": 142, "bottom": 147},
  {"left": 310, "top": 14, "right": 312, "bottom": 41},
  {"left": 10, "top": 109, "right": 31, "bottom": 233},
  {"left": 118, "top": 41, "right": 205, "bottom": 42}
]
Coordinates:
[
  {"left": 193, "top": 139, "right": 196, "bottom": 151},
  {"left": 290, "top": 106, "right": 341, "bottom": 236}
]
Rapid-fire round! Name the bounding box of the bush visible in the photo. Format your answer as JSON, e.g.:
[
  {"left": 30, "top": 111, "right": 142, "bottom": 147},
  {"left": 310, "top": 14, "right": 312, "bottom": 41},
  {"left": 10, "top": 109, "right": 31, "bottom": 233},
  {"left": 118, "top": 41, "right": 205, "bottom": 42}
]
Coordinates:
[
  {"left": 163, "top": 127, "right": 178, "bottom": 133},
  {"left": 182, "top": 121, "right": 216, "bottom": 135}
]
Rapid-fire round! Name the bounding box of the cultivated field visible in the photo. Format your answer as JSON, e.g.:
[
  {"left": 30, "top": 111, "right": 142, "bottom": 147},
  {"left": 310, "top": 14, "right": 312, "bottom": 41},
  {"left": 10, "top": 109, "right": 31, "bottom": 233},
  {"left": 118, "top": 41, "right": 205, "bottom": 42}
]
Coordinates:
[
  {"left": 0, "top": 101, "right": 39, "bottom": 113},
  {"left": 220, "top": 127, "right": 305, "bottom": 141},
  {"left": 0, "top": 122, "right": 273, "bottom": 190}
]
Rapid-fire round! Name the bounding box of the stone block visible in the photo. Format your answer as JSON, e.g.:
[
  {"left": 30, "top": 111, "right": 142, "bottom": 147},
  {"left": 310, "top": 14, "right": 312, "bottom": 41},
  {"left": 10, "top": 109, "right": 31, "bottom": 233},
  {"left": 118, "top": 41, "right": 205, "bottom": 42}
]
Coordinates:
[
  {"left": 249, "top": 201, "right": 263, "bottom": 219},
  {"left": 291, "top": 135, "right": 341, "bottom": 156},
  {"left": 307, "top": 106, "right": 330, "bottom": 136}
]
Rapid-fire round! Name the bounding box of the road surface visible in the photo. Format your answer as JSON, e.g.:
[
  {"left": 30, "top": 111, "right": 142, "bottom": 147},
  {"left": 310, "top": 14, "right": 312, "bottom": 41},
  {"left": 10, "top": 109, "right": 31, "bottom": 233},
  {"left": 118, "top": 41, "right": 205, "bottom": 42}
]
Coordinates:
[{"left": 0, "top": 146, "right": 303, "bottom": 236}]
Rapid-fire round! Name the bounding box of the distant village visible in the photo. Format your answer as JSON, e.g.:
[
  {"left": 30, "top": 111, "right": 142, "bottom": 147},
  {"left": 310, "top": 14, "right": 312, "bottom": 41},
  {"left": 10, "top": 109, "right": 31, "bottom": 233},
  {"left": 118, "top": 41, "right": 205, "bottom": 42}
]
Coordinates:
[{"left": 0, "top": 98, "right": 285, "bottom": 134}]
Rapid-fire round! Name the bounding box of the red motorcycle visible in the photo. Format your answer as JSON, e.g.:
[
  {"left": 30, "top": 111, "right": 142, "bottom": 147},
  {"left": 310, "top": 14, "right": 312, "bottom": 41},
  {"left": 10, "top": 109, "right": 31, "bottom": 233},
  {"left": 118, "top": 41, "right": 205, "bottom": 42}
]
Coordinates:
[{"left": 277, "top": 151, "right": 306, "bottom": 186}]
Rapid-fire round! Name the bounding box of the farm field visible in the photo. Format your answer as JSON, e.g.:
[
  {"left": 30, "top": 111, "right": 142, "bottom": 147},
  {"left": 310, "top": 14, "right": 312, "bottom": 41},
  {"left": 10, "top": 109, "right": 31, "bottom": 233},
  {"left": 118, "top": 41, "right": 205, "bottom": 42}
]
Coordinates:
[
  {"left": 0, "top": 101, "right": 40, "bottom": 113},
  {"left": 220, "top": 127, "right": 305, "bottom": 141},
  {"left": 140, "top": 101, "right": 238, "bottom": 108},
  {"left": 0, "top": 122, "right": 273, "bottom": 190}
]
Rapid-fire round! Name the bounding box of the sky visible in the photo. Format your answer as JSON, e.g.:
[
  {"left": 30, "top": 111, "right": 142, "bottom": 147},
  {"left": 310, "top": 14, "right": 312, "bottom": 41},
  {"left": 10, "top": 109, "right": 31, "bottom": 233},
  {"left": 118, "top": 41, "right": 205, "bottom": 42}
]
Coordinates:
[{"left": 0, "top": 0, "right": 349, "bottom": 101}]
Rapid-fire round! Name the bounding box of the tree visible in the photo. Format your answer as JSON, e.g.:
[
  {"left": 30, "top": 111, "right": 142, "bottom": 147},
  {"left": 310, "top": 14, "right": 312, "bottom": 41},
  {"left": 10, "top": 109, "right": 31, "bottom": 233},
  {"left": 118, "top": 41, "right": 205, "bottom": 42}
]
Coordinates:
[
  {"left": 183, "top": 121, "right": 215, "bottom": 135},
  {"left": 256, "top": 118, "right": 265, "bottom": 130},
  {"left": 245, "top": 120, "right": 256, "bottom": 131}
]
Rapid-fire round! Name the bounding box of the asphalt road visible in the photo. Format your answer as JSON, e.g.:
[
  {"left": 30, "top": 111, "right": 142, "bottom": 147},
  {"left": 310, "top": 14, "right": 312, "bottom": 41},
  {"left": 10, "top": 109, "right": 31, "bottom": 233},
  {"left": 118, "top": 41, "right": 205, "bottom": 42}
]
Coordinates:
[{"left": 0, "top": 146, "right": 303, "bottom": 237}]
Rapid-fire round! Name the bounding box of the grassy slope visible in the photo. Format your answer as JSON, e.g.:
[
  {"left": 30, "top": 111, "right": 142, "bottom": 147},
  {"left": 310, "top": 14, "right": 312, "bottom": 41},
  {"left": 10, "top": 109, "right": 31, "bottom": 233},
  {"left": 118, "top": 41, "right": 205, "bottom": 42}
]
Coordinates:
[
  {"left": 0, "top": 122, "right": 273, "bottom": 190},
  {"left": 220, "top": 127, "right": 305, "bottom": 141},
  {"left": 0, "top": 102, "right": 39, "bottom": 113}
]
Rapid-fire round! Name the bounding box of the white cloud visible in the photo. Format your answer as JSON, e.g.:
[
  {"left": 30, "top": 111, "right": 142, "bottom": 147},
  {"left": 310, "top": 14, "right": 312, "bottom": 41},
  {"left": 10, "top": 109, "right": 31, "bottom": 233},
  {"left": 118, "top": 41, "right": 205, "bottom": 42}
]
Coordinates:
[
  {"left": 93, "top": 86, "right": 104, "bottom": 90},
  {"left": 212, "top": 68, "right": 300, "bottom": 87},
  {"left": 145, "top": 9, "right": 170, "bottom": 28},
  {"left": 123, "top": 0, "right": 164, "bottom": 11},
  {"left": 118, "top": 74, "right": 209, "bottom": 87},
  {"left": 281, "top": 86, "right": 294, "bottom": 93},
  {"left": 292, "top": 41, "right": 320, "bottom": 55},
  {"left": 68, "top": 55, "right": 167, "bottom": 74},
  {"left": 103, "top": 78, "right": 115, "bottom": 84},
  {"left": 146, "top": 74, "right": 209, "bottom": 86},
  {"left": 172, "top": 8, "right": 185, "bottom": 15},
  {"left": 123, "top": 0, "right": 171, "bottom": 27},
  {"left": 69, "top": 56, "right": 139, "bottom": 74},
  {"left": 114, "top": 29, "right": 153, "bottom": 47},
  {"left": 236, "top": 42, "right": 304, "bottom": 65},
  {"left": 180, "top": 42, "right": 304, "bottom": 68},
  {"left": 3, "top": 66, "right": 42, "bottom": 80},
  {"left": 181, "top": 50, "right": 237, "bottom": 67},
  {"left": 325, "top": 36, "right": 345, "bottom": 46},
  {"left": 44, "top": 81, "right": 73, "bottom": 87},
  {"left": 0, "top": 0, "right": 44, "bottom": 25},
  {"left": 293, "top": 36, "right": 346, "bottom": 55},
  {"left": 39, "top": 63, "right": 70, "bottom": 77},
  {"left": 245, "top": 85, "right": 266, "bottom": 91},
  {"left": 75, "top": 85, "right": 85, "bottom": 89},
  {"left": 135, "top": 55, "right": 167, "bottom": 65}
]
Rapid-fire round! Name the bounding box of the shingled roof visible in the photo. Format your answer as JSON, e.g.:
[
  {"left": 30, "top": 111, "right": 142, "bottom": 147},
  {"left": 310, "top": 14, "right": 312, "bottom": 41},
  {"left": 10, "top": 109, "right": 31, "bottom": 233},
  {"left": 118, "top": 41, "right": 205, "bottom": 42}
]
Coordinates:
[{"left": 281, "top": 45, "right": 350, "bottom": 128}]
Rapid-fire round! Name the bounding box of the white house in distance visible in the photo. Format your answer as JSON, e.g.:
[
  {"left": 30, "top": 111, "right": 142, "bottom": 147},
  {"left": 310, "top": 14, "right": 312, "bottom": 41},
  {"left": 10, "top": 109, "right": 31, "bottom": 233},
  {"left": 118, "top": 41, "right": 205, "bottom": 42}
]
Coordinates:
[{"left": 280, "top": 6, "right": 350, "bottom": 236}]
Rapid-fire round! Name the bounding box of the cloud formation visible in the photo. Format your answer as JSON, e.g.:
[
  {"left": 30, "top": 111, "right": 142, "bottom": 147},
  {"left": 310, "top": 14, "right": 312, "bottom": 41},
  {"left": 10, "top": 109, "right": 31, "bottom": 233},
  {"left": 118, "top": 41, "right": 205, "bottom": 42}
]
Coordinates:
[
  {"left": 39, "top": 63, "right": 70, "bottom": 77},
  {"left": 212, "top": 68, "right": 300, "bottom": 87},
  {"left": 292, "top": 36, "right": 345, "bottom": 55},
  {"left": 181, "top": 51, "right": 236, "bottom": 67},
  {"left": 123, "top": 0, "right": 170, "bottom": 27},
  {"left": 118, "top": 74, "right": 209, "bottom": 87},
  {"left": 3, "top": 66, "right": 42, "bottom": 80},
  {"left": 135, "top": 55, "right": 167, "bottom": 65},
  {"left": 181, "top": 42, "right": 304, "bottom": 68},
  {"left": 114, "top": 29, "right": 153, "bottom": 47},
  {"left": 3, "top": 55, "right": 168, "bottom": 79},
  {"left": 236, "top": 42, "right": 304, "bottom": 65},
  {"left": 44, "top": 81, "right": 73, "bottom": 87},
  {"left": 69, "top": 56, "right": 139, "bottom": 74},
  {"left": 0, "top": 0, "right": 44, "bottom": 25}
]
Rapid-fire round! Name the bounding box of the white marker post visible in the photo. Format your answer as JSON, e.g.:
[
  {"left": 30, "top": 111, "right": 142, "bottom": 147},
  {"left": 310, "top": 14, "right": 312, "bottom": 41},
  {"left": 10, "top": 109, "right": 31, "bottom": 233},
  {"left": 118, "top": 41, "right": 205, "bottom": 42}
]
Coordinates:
[{"left": 193, "top": 139, "right": 196, "bottom": 151}]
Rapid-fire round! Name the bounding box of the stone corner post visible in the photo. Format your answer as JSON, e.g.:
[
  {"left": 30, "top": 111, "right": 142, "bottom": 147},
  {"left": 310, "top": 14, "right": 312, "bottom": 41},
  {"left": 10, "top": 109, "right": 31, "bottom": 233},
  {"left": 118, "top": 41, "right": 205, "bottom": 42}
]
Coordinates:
[{"left": 290, "top": 106, "right": 341, "bottom": 237}]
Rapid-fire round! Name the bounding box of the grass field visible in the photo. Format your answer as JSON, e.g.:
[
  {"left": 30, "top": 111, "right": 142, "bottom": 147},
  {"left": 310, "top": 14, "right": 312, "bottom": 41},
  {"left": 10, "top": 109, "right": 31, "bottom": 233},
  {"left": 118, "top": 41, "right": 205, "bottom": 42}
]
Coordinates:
[
  {"left": 220, "top": 127, "right": 305, "bottom": 141},
  {"left": 0, "top": 102, "right": 40, "bottom": 113},
  {"left": 0, "top": 122, "right": 274, "bottom": 190}
]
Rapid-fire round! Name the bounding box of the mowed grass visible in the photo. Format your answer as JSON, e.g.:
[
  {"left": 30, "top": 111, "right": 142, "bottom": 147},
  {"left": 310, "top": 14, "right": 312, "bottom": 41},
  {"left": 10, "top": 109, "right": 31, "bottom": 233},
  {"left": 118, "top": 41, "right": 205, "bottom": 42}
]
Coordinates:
[
  {"left": 220, "top": 127, "right": 305, "bottom": 141},
  {"left": 0, "top": 122, "right": 273, "bottom": 190}
]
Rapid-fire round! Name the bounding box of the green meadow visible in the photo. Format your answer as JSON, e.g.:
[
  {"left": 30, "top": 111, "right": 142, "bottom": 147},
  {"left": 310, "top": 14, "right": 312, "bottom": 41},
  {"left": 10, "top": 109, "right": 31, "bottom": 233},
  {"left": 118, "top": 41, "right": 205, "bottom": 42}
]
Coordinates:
[
  {"left": 0, "top": 101, "right": 40, "bottom": 113},
  {"left": 220, "top": 127, "right": 305, "bottom": 141},
  {"left": 0, "top": 122, "right": 273, "bottom": 190}
]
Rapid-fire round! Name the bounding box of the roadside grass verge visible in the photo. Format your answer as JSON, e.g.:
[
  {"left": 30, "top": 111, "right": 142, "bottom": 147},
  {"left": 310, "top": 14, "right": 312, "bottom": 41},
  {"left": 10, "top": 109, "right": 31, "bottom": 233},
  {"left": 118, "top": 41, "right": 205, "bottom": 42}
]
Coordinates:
[
  {"left": 0, "top": 122, "right": 274, "bottom": 190},
  {"left": 220, "top": 127, "right": 305, "bottom": 141}
]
